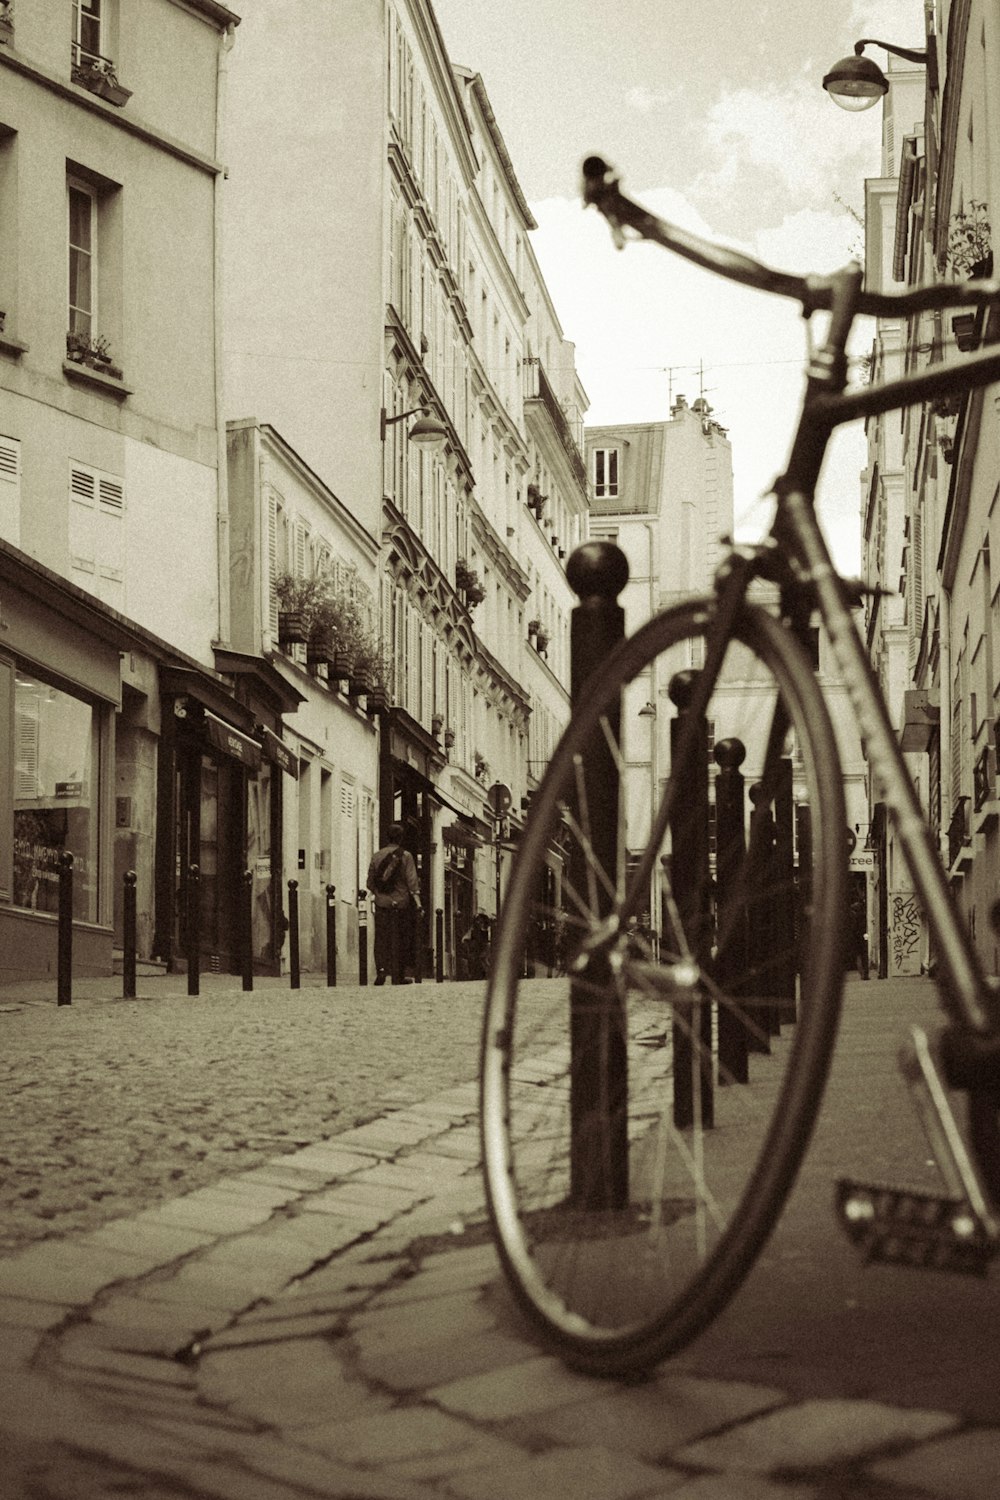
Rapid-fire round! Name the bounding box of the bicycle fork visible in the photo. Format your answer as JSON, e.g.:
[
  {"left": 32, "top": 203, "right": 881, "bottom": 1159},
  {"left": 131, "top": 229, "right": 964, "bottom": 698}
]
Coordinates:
[{"left": 780, "top": 485, "right": 1000, "bottom": 1274}]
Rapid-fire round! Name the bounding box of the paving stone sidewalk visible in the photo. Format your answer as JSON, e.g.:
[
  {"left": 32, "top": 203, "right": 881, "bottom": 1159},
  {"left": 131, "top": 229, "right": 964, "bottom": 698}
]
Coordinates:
[{"left": 3, "top": 979, "right": 1000, "bottom": 1498}]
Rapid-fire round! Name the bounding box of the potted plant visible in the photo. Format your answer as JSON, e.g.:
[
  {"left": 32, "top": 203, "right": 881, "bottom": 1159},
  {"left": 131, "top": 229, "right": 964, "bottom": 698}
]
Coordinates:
[
  {"left": 474, "top": 753, "right": 489, "bottom": 781},
  {"left": 526, "top": 484, "right": 546, "bottom": 520},
  {"left": 443, "top": 728, "right": 456, "bottom": 748},
  {"left": 0, "top": 3, "right": 14, "bottom": 46},
  {"left": 527, "top": 618, "right": 540, "bottom": 639},
  {"left": 948, "top": 201, "right": 992, "bottom": 280},
  {"left": 72, "top": 50, "right": 132, "bottom": 107},
  {"left": 535, "top": 629, "right": 550, "bottom": 654},
  {"left": 273, "top": 572, "right": 319, "bottom": 646},
  {"left": 465, "top": 574, "right": 486, "bottom": 607},
  {"left": 455, "top": 558, "right": 474, "bottom": 592}
]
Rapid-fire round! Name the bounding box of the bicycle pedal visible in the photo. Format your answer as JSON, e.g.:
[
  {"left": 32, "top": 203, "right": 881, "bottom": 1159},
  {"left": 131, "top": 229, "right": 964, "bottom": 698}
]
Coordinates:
[{"left": 835, "top": 1178, "right": 998, "bottom": 1275}]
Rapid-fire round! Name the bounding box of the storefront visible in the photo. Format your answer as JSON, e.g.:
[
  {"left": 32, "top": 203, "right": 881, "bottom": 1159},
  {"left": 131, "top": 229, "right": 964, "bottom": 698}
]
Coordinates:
[
  {"left": 0, "top": 546, "right": 125, "bottom": 981},
  {"left": 155, "top": 662, "right": 300, "bottom": 976}
]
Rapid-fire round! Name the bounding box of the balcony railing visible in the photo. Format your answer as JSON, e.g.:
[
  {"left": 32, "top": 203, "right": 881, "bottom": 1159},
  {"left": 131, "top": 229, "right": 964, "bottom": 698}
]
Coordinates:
[
  {"left": 522, "top": 357, "right": 586, "bottom": 489},
  {"left": 973, "top": 744, "right": 997, "bottom": 813}
]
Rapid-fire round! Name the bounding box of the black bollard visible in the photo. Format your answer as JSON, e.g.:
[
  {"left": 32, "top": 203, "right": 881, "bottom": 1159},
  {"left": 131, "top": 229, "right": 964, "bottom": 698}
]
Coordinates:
[
  {"left": 123, "top": 870, "right": 137, "bottom": 999},
  {"left": 565, "top": 541, "right": 630, "bottom": 1211},
  {"left": 773, "top": 758, "right": 796, "bottom": 1024},
  {"left": 435, "top": 907, "right": 444, "bottom": 982},
  {"left": 241, "top": 869, "right": 254, "bottom": 992},
  {"left": 668, "top": 671, "right": 714, "bottom": 1131},
  {"left": 326, "top": 884, "right": 337, "bottom": 986},
  {"left": 187, "top": 863, "right": 201, "bottom": 997},
  {"left": 713, "top": 740, "right": 749, "bottom": 1084},
  {"left": 746, "top": 786, "right": 776, "bottom": 1046},
  {"left": 358, "top": 890, "right": 368, "bottom": 985},
  {"left": 57, "top": 851, "right": 73, "bottom": 1006},
  {"left": 287, "top": 879, "right": 300, "bottom": 989}
]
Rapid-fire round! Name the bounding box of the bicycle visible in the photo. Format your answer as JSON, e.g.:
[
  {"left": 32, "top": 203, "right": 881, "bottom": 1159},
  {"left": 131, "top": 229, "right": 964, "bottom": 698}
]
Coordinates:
[{"left": 478, "top": 156, "right": 1000, "bottom": 1377}]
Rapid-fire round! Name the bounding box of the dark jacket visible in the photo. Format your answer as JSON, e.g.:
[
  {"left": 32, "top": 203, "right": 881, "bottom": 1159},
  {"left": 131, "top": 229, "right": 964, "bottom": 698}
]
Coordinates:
[{"left": 366, "top": 843, "right": 420, "bottom": 910}]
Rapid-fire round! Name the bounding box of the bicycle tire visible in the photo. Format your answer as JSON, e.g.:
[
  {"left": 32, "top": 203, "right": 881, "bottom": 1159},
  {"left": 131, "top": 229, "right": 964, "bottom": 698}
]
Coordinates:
[{"left": 480, "top": 598, "right": 848, "bottom": 1374}]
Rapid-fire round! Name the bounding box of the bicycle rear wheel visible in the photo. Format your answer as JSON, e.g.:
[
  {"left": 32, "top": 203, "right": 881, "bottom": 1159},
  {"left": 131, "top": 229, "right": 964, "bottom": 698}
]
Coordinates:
[{"left": 481, "top": 598, "right": 848, "bottom": 1374}]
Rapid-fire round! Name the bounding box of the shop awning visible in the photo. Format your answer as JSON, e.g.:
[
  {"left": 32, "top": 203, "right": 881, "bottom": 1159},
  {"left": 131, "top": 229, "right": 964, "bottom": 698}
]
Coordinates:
[
  {"left": 203, "top": 710, "right": 262, "bottom": 770},
  {"left": 260, "top": 726, "right": 298, "bottom": 778},
  {"left": 441, "top": 818, "right": 483, "bottom": 849}
]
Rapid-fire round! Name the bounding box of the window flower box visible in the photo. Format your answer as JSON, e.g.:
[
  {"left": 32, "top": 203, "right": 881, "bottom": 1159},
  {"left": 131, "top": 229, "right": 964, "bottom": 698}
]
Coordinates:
[
  {"left": 71, "top": 50, "right": 132, "bottom": 107},
  {"left": 66, "top": 330, "right": 122, "bottom": 379},
  {"left": 277, "top": 609, "right": 308, "bottom": 645}
]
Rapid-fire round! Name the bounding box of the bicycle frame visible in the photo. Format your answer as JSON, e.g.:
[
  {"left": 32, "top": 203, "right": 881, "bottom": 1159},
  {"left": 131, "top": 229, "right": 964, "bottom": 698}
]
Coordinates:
[{"left": 581, "top": 157, "right": 1000, "bottom": 1047}]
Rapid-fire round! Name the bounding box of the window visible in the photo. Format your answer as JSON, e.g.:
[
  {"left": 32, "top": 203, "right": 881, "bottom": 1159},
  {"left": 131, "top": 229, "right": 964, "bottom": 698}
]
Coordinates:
[
  {"left": 593, "top": 447, "right": 619, "bottom": 499},
  {"left": 68, "top": 181, "right": 96, "bottom": 340},
  {"left": 13, "top": 670, "right": 101, "bottom": 921},
  {"left": 74, "top": 0, "right": 102, "bottom": 64}
]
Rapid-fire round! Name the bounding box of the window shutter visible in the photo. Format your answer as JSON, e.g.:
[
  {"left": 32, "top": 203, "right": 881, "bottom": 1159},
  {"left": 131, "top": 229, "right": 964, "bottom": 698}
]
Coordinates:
[
  {"left": 69, "top": 463, "right": 97, "bottom": 575},
  {"left": 15, "top": 706, "right": 39, "bottom": 801},
  {"left": 267, "top": 492, "right": 278, "bottom": 636},
  {"left": 0, "top": 434, "right": 21, "bottom": 546}
]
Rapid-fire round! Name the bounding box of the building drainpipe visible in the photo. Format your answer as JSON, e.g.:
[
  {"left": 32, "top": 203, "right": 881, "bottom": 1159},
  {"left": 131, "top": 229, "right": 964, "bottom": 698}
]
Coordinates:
[{"left": 213, "top": 23, "right": 237, "bottom": 647}]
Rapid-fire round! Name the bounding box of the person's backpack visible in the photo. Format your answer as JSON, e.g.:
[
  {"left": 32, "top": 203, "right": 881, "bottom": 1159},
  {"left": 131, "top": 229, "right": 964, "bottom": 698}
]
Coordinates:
[{"left": 372, "top": 846, "right": 404, "bottom": 894}]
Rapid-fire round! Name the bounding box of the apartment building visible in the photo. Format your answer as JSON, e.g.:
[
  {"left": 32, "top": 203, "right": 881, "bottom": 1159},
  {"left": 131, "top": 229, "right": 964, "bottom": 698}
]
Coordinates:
[
  {"left": 0, "top": 0, "right": 253, "bottom": 981},
  {"left": 223, "top": 0, "right": 589, "bottom": 977},
  {"left": 864, "top": 4, "right": 1000, "bottom": 976}
]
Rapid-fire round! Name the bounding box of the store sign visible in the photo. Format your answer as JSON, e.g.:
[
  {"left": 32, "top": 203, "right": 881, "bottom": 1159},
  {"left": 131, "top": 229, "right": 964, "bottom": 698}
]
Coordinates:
[
  {"left": 55, "top": 781, "right": 84, "bottom": 799},
  {"left": 849, "top": 852, "right": 875, "bottom": 870},
  {"left": 203, "top": 711, "right": 262, "bottom": 771},
  {"left": 261, "top": 728, "right": 298, "bottom": 778}
]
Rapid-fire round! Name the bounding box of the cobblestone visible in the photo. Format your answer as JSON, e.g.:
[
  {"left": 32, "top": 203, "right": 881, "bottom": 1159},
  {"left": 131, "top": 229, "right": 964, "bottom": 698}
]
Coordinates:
[{"left": 0, "top": 978, "right": 487, "bottom": 1254}]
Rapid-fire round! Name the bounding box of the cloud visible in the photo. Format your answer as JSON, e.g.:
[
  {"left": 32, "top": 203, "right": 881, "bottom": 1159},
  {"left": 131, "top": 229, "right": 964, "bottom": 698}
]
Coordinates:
[{"left": 624, "top": 84, "right": 680, "bottom": 114}]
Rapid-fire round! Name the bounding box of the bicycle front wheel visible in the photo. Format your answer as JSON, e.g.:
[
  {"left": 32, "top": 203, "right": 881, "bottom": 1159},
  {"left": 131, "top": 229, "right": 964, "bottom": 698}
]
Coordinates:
[{"left": 481, "top": 599, "right": 848, "bottom": 1374}]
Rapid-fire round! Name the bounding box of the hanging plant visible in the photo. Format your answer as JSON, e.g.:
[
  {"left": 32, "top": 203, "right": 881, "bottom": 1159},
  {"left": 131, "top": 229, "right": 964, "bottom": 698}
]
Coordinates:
[{"left": 948, "top": 201, "right": 992, "bottom": 279}]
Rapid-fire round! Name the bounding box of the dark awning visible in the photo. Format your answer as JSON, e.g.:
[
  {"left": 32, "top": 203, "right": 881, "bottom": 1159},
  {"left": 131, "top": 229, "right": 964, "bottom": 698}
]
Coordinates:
[
  {"left": 260, "top": 726, "right": 298, "bottom": 778},
  {"left": 203, "top": 710, "right": 262, "bottom": 770}
]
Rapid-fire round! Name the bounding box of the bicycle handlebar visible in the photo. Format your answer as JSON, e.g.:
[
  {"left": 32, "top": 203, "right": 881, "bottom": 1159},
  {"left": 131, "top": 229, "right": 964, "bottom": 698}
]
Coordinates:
[{"left": 582, "top": 156, "right": 1000, "bottom": 320}]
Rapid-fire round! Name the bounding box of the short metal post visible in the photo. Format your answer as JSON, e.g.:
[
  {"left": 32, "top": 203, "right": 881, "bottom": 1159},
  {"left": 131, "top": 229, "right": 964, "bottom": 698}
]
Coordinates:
[
  {"left": 187, "top": 863, "right": 200, "bottom": 997},
  {"left": 746, "top": 786, "right": 775, "bottom": 1047},
  {"left": 435, "top": 907, "right": 444, "bottom": 982},
  {"left": 773, "top": 758, "right": 796, "bottom": 1024},
  {"left": 713, "top": 740, "right": 748, "bottom": 1084},
  {"left": 565, "top": 541, "right": 630, "bottom": 1211},
  {"left": 241, "top": 869, "right": 254, "bottom": 992},
  {"left": 326, "top": 884, "right": 337, "bottom": 986},
  {"left": 123, "top": 870, "right": 137, "bottom": 999},
  {"left": 358, "top": 890, "right": 368, "bottom": 985},
  {"left": 668, "top": 671, "right": 714, "bottom": 1131},
  {"left": 57, "top": 851, "right": 73, "bottom": 1006},
  {"left": 287, "top": 879, "right": 300, "bottom": 989}
]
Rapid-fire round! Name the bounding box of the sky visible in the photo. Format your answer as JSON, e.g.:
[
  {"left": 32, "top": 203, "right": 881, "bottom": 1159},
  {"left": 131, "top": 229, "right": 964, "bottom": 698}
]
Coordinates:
[{"left": 431, "top": 0, "right": 924, "bottom": 572}]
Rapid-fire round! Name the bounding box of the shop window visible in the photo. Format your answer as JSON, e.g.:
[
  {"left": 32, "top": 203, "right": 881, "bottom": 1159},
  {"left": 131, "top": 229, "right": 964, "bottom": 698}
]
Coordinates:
[{"left": 13, "top": 671, "right": 100, "bottom": 921}]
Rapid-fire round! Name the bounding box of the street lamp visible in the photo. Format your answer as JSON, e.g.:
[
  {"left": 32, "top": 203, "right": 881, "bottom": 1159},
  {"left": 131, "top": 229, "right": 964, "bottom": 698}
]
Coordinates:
[
  {"left": 822, "top": 39, "right": 930, "bottom": 111},
  {"left": 379, "top": 404, "right": 449, "bottom": 448}
]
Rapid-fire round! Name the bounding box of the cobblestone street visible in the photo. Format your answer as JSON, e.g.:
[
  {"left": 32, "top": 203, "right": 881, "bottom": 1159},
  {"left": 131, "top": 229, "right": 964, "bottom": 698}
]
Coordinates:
[{"left": 0, "top": 976, "right": 488, "bottom": 1255}]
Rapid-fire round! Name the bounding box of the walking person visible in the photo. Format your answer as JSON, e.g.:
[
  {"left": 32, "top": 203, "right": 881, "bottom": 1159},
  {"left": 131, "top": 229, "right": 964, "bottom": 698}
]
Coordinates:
[
  {"left": 367, "top": 823, "right": 421, "bottom": 985},
  {"left": 849, "top": 888, "right": 870, "bottom": 980}
]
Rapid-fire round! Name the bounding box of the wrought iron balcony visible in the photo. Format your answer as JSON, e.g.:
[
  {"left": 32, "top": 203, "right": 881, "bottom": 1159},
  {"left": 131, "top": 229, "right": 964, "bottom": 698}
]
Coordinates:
[
  {"left": 947, "top": 795, "right": 970, "bottom": 868},
  {"left": 522, "top": 357, "right": 586, "bottom": 489}
]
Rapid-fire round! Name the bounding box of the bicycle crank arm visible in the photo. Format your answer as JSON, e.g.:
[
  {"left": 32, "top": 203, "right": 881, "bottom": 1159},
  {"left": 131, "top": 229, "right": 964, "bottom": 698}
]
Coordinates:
[{"left": 836, "top": 1027, "right": 1000, "bottom": 1275}]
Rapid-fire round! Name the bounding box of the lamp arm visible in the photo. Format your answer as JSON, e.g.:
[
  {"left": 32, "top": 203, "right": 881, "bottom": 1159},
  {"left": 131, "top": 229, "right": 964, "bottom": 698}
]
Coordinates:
[{"left": 854, "top": 38, "right": 927, "bottom": 65}]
